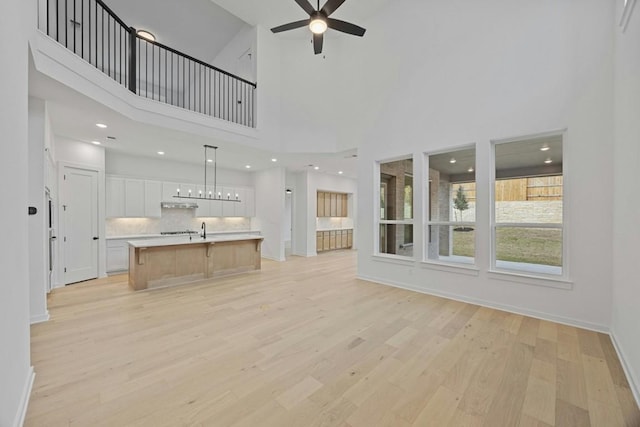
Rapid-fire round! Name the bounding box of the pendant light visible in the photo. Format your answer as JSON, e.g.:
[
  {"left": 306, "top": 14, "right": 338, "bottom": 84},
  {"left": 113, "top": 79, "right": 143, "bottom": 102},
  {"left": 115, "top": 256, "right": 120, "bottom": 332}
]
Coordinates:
[{"left": 173, "top": 145, "right": 241, "bottom": 202}]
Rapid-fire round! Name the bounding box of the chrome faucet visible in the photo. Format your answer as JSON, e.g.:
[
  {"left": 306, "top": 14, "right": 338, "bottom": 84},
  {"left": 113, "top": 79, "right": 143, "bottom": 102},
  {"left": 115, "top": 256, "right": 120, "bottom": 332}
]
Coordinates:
[{"left": 201, "top": 222, "right": 206, "bottom": 239}]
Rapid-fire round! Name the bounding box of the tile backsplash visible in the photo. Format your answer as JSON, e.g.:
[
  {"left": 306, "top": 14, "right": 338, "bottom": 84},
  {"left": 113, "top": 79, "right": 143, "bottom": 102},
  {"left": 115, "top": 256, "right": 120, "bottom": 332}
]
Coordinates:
[
  {"left": 316, "top": 217, "right": 354, "bottom": 230},
  {"left": 106, "top": 208, "right": 252, "bottom": 236}
]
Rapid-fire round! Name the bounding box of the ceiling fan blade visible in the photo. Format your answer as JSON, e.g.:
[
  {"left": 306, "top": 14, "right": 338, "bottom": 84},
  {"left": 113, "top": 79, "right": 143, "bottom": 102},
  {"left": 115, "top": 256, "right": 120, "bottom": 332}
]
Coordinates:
[
  {"left": 295, "top": 0, "right": 316, "bottom": 15},
  {"left": 326, "top": 18, "right": 366, "bottom": 37},
  {"left": 271, "top": 19, "right": 310, "bottom": 33},
  {"left": 313, "top": 33, "right": 324, "bottom": 55},
  {"left": 321, "top": 0, "right": 346, "bottom": 16}
]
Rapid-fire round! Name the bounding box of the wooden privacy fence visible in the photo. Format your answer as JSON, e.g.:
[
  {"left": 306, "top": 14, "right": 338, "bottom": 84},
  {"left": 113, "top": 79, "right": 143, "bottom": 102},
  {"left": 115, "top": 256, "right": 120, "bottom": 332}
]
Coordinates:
[{"left": 451, "top": 176, "right": 563, "bottom": 202}]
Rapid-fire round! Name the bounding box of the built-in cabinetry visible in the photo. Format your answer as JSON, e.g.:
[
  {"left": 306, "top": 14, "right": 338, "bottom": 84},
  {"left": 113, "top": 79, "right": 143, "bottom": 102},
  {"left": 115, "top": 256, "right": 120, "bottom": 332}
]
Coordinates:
[
  {"left": 316, "top": 229, "right": 353, "bottom": 252},
  {"left": 106, "top": 238, "right": 131, "bottom": 273},
  {"left": 161, "top": 181, "right": 255, "bottom": 218},
  {"left": 317, "top": 192, "right": 348, "bottom": 217},
  {"left": 107, "top": 175, "right": 255, "bottom": 218},
  {"left": 106, "top": 177, "right": 162, "bottom": 218}
]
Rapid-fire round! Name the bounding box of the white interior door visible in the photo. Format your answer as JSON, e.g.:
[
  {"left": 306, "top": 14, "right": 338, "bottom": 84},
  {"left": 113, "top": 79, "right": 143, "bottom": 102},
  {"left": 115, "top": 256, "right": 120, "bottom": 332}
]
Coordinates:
[{"left": 63, "top": 166, "right": 98, "bottom": 284}]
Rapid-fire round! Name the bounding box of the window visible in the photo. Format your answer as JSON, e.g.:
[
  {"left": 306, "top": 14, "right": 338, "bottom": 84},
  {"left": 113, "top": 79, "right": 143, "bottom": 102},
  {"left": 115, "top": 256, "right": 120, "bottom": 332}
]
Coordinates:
[
  {"left": 426, "top": 147, "right": 476, "bottom": 265},
  {"left": 377, "top": 157, "right": 414, "bottom": 257},
  {"left": 492, "top": 134, "right": 565, "bottom": 276}
]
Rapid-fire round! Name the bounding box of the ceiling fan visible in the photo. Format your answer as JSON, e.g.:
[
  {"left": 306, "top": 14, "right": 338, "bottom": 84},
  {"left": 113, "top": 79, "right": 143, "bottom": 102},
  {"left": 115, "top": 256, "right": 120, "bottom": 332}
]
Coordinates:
[{"left": 271, "top": 0, "right": 366, "bottom": 55}]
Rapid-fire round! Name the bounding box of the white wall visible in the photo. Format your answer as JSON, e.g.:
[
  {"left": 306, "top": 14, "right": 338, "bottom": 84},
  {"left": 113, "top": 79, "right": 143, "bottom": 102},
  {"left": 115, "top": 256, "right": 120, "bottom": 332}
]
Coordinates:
[
  {"left": 612, "top": 0, "right": 640, "bottom": 403},
  {"left": 356, "top": 0, "right": 615, "bottom": 331},
  {"left": 28, "top": 98, "right": 50, "bottom": 323},
  {"left": 1, "top": 0, "right": 35, "bottom": 425},
  {"left": 254, "top": 167, "right": 286, "bottom": 261},
  {"left": 213, "top": 26, "right": 257, "bottom": 82},
  {"left": 255, "top": 26, "right": 282, "bottom": 149}
]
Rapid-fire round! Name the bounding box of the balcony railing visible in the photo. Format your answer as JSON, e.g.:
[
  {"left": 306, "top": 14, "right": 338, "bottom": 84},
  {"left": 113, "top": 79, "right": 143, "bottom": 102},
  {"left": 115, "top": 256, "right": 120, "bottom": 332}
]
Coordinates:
[{"left": 37, "top": 0, "right": 256, "bottom": 128}]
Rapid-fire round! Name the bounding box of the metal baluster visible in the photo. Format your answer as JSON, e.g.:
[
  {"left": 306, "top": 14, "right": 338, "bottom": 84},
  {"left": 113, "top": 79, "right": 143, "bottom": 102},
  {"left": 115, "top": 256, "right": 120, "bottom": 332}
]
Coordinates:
[
  {"left": 101, "top": 7, "right": 104, "bottom": 72},
  {"left": 80, "top": 0, "right": 83, "bottom": 57}
]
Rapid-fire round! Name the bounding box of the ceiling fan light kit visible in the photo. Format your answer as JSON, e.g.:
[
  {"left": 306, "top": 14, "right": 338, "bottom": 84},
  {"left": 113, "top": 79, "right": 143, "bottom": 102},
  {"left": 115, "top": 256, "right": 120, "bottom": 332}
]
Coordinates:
[{"left": 271, "top": 0, "right": 366, "bottom": 55}]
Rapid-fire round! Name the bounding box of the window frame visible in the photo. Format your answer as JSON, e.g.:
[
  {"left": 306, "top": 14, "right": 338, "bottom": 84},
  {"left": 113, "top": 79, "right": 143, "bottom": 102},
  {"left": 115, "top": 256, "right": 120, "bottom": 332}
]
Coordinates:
[
  {"left": 374, "top": 155, "right": 415, "bottom": 260},
  {"left": 489, "top": 130, "right": 570, "bottom": 283},
  {"left": 424, "top": 144, "right": 477, "bottom": 268}
]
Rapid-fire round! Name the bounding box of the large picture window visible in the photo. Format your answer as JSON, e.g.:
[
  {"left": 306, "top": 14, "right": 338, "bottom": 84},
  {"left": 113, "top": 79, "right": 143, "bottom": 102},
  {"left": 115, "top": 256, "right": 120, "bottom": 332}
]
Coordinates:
[
  {"left": 377, "top": 157, "right": 413, "bottom": 257},
  {"left": 492, "top": 134, "right": 565, "bottom": 276},
  {"left": 426, "top": 147, "right": 476, "bottom": 265}
]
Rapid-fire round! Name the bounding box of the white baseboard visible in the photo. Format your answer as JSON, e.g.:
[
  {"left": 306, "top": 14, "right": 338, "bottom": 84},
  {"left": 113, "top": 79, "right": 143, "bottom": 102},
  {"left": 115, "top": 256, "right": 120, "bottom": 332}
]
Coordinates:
[
  {"left": 610, "top": 332, "right": 640, "bottom": 408},
  {"left": 30, "top": 311, "right": 50, "bottom": 324},
  {"left": 356, "top": 274, "right": 609, "bottom": 333},
  {"left": 13, "top": 367, "right": 34, "bottom": 427}
]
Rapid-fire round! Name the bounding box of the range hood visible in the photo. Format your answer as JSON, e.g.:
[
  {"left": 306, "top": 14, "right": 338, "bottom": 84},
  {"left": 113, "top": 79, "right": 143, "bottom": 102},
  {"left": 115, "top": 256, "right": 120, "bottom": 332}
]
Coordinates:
[{"left": 161, "top": 201, "right": 199, "bottom": 209}]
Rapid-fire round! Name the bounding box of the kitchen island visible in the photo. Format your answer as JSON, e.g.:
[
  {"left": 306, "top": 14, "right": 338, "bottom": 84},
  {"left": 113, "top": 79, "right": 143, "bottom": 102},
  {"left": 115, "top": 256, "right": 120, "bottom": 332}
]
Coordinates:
[{"left": 128, "top": 234, "right": 263, "bottom": 290}]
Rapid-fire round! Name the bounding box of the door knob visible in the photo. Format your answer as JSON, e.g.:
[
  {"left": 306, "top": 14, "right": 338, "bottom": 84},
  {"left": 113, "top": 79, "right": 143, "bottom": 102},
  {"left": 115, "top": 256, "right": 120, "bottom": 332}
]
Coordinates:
[{"left": 93, "top": 237, "right": 99, "bottom": 240}]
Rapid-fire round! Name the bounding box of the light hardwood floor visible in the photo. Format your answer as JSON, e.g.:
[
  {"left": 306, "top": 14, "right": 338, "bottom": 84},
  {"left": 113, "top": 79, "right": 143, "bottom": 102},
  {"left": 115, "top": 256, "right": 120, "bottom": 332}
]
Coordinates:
[{"left": 27, "top": 251, "right": 639, "bottom": 426}]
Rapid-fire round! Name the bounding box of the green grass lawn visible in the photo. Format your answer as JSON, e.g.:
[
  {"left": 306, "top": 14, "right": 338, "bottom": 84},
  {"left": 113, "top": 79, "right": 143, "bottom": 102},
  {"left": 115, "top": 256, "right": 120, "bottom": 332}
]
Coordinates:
[{"left": 451, "top": 228, "right": 562, "bottom": 266}]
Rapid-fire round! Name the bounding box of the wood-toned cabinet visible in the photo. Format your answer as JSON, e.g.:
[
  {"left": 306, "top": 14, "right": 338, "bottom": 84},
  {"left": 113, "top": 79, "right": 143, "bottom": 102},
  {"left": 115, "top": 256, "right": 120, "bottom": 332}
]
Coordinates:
[
  {"left": 316, "top": 229, "right": 353, "bottom": 252},
  {"left": 317, "top": 191, "right": 348, "bottom": 217}
]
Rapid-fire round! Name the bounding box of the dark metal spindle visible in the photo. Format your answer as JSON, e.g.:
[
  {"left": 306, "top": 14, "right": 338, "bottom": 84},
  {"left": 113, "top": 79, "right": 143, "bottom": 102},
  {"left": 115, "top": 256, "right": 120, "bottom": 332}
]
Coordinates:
[
  {"left": 182, "top": 56, "right": 185, "bottom": 108},
  {"left": 108, "top": 16, "right": 111, "bottom": 78},
  {"left": 73, "top": 0, "right": 76, "bottom": 53},
  {"left": 64, "top": 0, "right": 68, "bottom": 47},
  {"left": 101, "top": 8, "right": 104, "bottom": 72}
]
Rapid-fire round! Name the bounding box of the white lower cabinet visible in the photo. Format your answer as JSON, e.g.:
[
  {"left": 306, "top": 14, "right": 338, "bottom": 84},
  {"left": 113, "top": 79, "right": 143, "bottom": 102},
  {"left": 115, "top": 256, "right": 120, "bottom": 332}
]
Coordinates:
[{"left": 106, "top": 239, "right": 129, "bottom": 273}]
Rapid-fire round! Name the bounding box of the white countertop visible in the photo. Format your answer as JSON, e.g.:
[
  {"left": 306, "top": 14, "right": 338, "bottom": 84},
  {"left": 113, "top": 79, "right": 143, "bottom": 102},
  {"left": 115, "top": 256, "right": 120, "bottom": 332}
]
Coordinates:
[
  {"left": 316, "top": 228, "right": 354, "bottom": 232},
  {"left": 127, "top": 234, "right": 263, "bottom": 248},
  {"left": 107, "top": 230, "right": 261, "bottom": 240}
]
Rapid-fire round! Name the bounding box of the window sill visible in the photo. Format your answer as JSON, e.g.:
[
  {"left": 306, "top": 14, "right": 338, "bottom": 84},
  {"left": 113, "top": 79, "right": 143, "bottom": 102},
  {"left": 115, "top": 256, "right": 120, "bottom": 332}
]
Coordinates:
[
  {"left": 420, "top": 260, "right": 480, "bottom": 276},
  {"left": 371, "top": 254, "right": 415, "bottom": 266},
  {"left": 488, "top": 269, "right": 573, "bottom": 290}
]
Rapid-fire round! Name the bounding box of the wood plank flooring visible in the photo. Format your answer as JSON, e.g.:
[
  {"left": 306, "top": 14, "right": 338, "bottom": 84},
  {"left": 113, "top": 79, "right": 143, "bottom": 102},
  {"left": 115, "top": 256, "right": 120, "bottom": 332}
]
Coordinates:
[{"left": 27, "top": 251, "right": 639, "bottom": 426}]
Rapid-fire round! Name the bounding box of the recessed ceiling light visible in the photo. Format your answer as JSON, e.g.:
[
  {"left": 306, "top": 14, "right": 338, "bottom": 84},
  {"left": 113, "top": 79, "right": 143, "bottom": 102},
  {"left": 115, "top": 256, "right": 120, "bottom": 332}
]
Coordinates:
[
  {"left": 271, "top": 158, "right": 278, "bottom": 162},
  {"left": 137, "top": 30, "right": 156, "bottom": 42},
  {"left": 314, "top": 166, "right": 320, "bottom": 170},
  {"left": 540, "top": 146, "right": 550, "bottom": 151},
  {"left": 91, "top": 140, "right": 101, "bottom": 145},
  {"left": 468, "top": 167, "right": 474, "bottom": 172},
  {"left": 157, "top": 151, "right": 165, "bottom": 155},
  {"left": 245, "top": 165, "right": 251, "bottom": 169},
  {"left": 207, "top": 159, "right": 213, "bottom": 163},
  {"left": 338, "top": 171, "right": 343, "bottom": 175},
  {"left": 96, "top": 123, "right": 107, "bottom": 129},
  {"left": 449, "top": 158, "right": 456, "bottom": 164},
  {"left": 544, "top": 158, "right": 553, "bottom": 164}
]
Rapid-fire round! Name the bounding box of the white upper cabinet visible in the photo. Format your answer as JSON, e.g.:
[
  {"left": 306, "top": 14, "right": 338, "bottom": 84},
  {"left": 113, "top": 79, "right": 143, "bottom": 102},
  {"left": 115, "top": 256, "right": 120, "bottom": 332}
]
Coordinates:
[
  {"left": 162, "top": 181, "right": 181, "bottom": 201},
  {"left": 221, "top": 187, "right": 236, "bottom": 217},
  {"left": 107, "top": 176, "right": 162, "bottom": 218},
  {"left": 233, "top": 188, "right": 246, "bottom": 217},
  {"left": 106, "top": 176, "right": 125, "bottom": 218},
  {"left": 108, "top": 176, "right": 255, "bottom": 218},
  {"left": 194, "top": 184, "right": 210, "bottom": 217},
  {"left": 244, "top": 188, "right": 255, "bottom": 217},
  {"left": 144, "top": 181, "right": 162, "bottom": 218},
  {"left": 124, "top": 179, "right": 145, "bottom": 217}
]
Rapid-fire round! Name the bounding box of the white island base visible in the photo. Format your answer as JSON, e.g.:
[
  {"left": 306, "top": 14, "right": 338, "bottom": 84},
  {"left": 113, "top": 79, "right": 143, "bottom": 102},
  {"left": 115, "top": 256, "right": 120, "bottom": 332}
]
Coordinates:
[{"left": 128, "top": 235, "right": 263, "bottom": 290}]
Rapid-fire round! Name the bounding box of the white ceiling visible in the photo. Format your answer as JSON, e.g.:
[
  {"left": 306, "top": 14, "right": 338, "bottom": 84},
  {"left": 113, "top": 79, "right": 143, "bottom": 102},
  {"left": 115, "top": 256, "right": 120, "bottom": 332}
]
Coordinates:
[
  {"left": 28, "top": 0, "right": 380, "bottom": 178},
  {"left": 105, "top": 0, "right": 249, "bottom": 64},
  {"left": 212, "top": 0, "right": 389, "bottom": 31}
]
